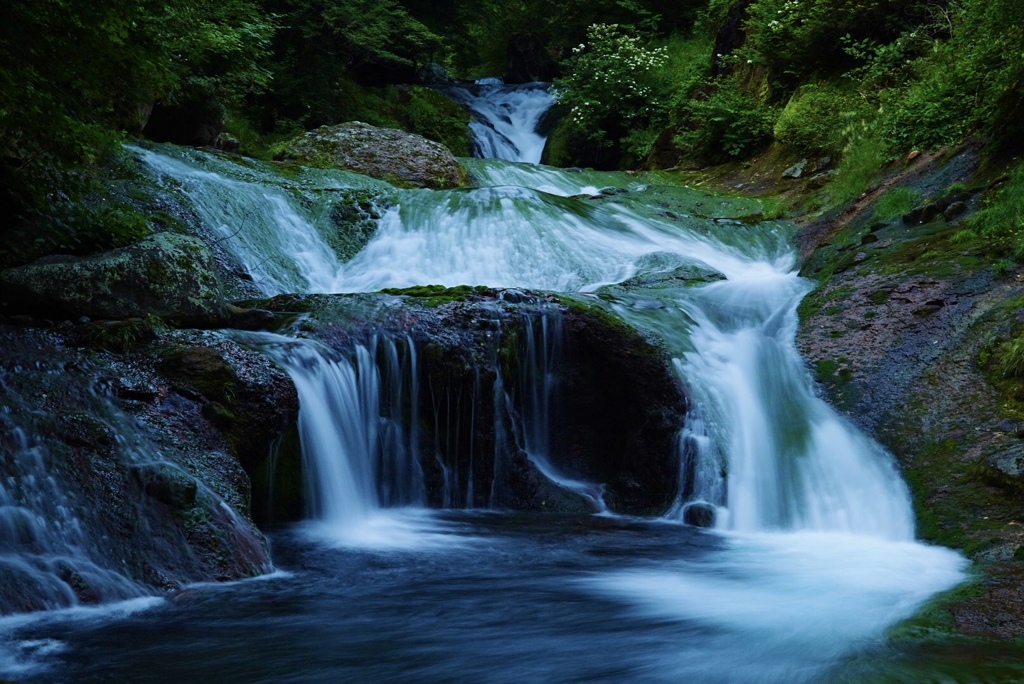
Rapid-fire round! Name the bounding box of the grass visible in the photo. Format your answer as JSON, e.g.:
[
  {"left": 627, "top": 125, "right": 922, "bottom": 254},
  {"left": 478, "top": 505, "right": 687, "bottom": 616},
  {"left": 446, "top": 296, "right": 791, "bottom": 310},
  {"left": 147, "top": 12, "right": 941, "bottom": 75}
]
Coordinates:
[
  {"left": 874, "top": 187, "right": 922, "bottom": 221},
  {"left": 827, "top": 133, "right": 890, "bottom": 206}
]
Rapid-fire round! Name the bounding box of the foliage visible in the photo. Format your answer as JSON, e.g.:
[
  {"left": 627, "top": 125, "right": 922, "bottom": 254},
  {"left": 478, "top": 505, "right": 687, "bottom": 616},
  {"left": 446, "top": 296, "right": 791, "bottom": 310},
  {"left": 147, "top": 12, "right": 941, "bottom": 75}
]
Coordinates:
[
  {"left": 874, "top": 188, "right": 923, "bottom": 221},
  {"left": 742, "top": 0, "right": 938, "bottom": 83},
  {"left": 773, "top": 83, "right": 869, "bottom": 154},
  {"left": 827, "top": 125, "right": 890, "bottom": 206},
  {"left": 674, "top": 80, "right": 777, "bottom": 163},
  {"left": 553, "top": 24, "right": 669, "bottom": 154},
  {"left": 257, "top": 0, "right": 443, "bottom": 130},
  {"left": 0, "top": 0, "right": 273, "bottom": 230},
  {"left": 961, "top": 162, "right": 1024, "bottom": 255}
]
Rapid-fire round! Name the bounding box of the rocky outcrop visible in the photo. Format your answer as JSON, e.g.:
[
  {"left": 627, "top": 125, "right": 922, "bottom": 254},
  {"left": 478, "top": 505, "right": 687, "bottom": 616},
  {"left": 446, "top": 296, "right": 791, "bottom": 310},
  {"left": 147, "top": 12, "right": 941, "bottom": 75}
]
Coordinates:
[
  {"left": 0, "top": 233, "right": 227, "bottom": 322},
  {"left": 0, "top": 326, "right": 298, "bottom": 614},
  {"left": 251, "top": 287, "right": 688, "bottom": 516},
  {"left": 795, "top": 144, "right": 1024, "bottom": 637},
  {"left": 277, "top": 122, "right": 468, "bottom": 189}
]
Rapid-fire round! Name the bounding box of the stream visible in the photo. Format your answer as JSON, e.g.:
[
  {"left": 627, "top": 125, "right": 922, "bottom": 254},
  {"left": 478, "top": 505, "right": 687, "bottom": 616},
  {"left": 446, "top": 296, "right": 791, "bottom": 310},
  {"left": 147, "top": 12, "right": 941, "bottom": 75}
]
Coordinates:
[{"left": 0, "top": 79, "right": 975, "bottom": 682}]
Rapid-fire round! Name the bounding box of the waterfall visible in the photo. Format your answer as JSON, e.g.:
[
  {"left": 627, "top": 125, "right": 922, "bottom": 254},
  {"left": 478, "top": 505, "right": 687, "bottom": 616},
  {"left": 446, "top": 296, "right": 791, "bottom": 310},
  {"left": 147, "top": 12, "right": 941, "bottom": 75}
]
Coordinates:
[
  {"left": 506, "top": 313, "right": 607, "bottom": 511},
  {"left": 442, "top": 78, "right": 556, "bottom": 163},
  {"left": 256, "top": 335, "right": 424, "bottom": 527},
  {"left": 139, "top": 141, "right": 925, "bottom": 536}
]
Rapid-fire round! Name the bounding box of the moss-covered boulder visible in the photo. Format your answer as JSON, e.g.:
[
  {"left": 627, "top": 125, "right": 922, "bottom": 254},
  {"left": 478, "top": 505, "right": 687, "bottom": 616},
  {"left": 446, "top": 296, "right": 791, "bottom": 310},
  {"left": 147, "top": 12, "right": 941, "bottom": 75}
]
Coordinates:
[
  {"left": 0, "top": 233, "right": 226, "bottom": 322},
  {"left": 277, "top": 122, "right": 468, "bottom": 189},
  {"left": 251, "top": 287, "right": 687, "bottom": 516}
]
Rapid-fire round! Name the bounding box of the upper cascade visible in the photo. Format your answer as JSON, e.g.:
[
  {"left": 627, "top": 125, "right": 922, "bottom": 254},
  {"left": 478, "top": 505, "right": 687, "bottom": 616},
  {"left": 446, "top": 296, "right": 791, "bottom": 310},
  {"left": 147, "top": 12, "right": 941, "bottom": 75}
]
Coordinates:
[{"left": 442, "top": 78, "right": 555, "bottom": 164}]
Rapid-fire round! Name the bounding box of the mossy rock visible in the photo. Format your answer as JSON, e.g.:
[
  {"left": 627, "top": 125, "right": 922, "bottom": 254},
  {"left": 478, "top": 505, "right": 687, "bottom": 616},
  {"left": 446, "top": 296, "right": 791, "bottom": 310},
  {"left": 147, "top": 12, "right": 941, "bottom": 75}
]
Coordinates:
[
  {"left": 0, "top": 233, "right": 226, "bottom": 322},
  {"left": 277, "top": 122, "right": 469, "bottom": 189}
]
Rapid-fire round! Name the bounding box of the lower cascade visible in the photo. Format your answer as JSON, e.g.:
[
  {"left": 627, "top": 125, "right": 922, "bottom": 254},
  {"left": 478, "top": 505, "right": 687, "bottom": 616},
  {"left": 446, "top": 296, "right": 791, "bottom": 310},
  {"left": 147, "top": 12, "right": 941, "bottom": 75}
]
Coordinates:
[{"left": 0, "top": 88, "right": 969, "bottom": 682}]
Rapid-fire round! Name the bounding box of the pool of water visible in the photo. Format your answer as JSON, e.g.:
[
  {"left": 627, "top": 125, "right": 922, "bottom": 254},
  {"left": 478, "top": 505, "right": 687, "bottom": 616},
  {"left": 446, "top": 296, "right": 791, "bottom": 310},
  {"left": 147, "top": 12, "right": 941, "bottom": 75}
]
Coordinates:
[{"left": 2, "top": 510, "right": 981, "bottom": 684}]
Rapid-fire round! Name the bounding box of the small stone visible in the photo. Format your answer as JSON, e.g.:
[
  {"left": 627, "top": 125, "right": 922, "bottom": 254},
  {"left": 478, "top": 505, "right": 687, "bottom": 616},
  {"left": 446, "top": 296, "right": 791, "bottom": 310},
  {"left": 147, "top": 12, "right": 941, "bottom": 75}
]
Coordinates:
[
  {"left": 682, "top": 502, "right": 716, "bottom": 528},
  {"left": 861, "top": 233, "right": 879, "bottom": 245},
  {"left": 944, "top": 201, "right": 968, "bottom": 221},
  {"left": 902, "top": 206, "right": 924, "bottom": 225},
  {"left": 854, "top": 252, "right": 869, "bottom": 262},
  {"left": 782, "top": 159, "right": 809, "bottom": 179},
  {"left": 76, "top": 316, "right": 91, "bottom": 325},
  {"left": 214, "top": 132, "right": 240, "bottom": 152},
  {"left": 921, "top": 203, "right": 944, "bottom": 223}
]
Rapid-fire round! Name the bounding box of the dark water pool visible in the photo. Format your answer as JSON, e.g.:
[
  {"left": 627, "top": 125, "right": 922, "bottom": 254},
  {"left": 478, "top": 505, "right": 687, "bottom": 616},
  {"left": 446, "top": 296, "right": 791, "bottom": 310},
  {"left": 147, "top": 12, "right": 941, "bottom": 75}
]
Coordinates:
[{"left": 2, "top": 512, "right": 1020, "bottom": 683}]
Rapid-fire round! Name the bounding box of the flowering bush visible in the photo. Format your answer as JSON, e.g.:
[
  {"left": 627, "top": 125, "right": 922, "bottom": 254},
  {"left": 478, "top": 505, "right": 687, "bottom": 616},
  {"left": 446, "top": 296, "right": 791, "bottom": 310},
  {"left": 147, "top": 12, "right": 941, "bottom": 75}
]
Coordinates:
[{"left": 553, "top": 23, "right": 669, "bottom": 151}]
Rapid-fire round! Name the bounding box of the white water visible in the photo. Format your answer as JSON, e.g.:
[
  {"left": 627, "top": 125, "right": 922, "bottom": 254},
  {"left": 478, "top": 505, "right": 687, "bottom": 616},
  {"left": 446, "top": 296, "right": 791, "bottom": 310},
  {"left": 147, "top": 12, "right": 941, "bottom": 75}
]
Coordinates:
[
  {"left": 442, "top": 78, "right": 555, "bottom": 163},
  {"left": 254, "top": 335, "right": 424, "bottom": 532}
]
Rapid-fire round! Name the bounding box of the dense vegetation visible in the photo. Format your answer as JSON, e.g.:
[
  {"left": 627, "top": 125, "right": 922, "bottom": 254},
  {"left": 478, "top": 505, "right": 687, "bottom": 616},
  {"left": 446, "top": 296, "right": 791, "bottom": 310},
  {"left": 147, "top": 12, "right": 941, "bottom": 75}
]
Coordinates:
[{"left": 1, "top": 0, "right": 1022, "bottom": 263}]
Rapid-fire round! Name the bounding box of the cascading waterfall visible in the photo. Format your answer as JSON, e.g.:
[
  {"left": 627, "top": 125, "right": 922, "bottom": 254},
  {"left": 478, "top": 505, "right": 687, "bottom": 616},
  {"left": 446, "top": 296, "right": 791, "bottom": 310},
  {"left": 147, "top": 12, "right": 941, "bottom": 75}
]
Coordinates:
[
  {"left": 0, "top": 84, "right": 976, "bottom": 684},
  {"left": 139, "top": 138, "right": 925, "bottom": 537},
  {"left": 441, "top": 78, "right": 555, "bottom": 163}
]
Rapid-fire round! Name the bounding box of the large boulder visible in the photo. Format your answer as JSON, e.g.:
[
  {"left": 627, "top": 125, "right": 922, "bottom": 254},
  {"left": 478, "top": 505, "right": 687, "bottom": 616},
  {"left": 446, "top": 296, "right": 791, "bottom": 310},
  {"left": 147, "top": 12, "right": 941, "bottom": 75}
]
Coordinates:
[
  {"left": 0, "top": 233, "right": 227, "bottom": 322},
  {"left": 277, "top": 122, "right": 468, "bottom": 189}
]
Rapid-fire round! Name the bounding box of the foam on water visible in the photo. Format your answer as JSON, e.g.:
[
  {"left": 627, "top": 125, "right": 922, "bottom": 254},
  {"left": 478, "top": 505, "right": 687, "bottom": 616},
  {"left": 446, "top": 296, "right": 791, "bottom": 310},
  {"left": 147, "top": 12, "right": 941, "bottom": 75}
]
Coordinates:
[{"left": 587, "top": 532, "right": 966, "bottom": 682}]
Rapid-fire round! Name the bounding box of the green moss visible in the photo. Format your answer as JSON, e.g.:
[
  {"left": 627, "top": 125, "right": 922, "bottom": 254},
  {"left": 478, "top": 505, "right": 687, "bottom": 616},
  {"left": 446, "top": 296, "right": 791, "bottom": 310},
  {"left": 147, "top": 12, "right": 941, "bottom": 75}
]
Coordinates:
[{"left": 378, "top": 284, "right": 493, "bottom": 307}]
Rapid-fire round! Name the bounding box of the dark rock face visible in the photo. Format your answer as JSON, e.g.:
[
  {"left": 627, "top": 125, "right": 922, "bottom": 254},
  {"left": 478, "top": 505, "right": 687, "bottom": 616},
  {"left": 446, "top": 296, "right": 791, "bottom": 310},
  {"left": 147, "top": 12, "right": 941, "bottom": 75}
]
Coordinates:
[
  {"left": 0, "top": 326, "right": 296, "bottom": 615},
  {"left": 506, "top": 33, "right": 558, "bottom": 84},
  {"left": 277, "top": 122, "right": 468, "bottom": 189},
  {"left": 710, "top": 0, "right": 754, "bottom": 77},
  {"left": 143, "top": 98, "right": 227, "bottom": 147},
  {"left": 253, "top": 289, "right": 688, "bottom": 516},
  {"left": 0, "top": 233, "right": 227, "bottom": 322}
]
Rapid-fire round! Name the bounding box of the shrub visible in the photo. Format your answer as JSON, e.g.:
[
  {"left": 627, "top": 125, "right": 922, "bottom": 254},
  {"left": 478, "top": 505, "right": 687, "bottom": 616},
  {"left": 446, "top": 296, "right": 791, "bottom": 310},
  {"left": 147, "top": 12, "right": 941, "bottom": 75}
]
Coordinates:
[
  {"left": 674, "top": 80, "right": 777, "bottom": 163},
  {"left": 965, "top": 162, "right": 1024, "bottom": 255},
  {"left": 553, "top": 23, "right": 669, "bottom": 151},
  {"left": 773, "top": 83, "right": 869, "bottom": 154},
  {"left": 827, "top": 125, "right": 890, "bottom": 205}
]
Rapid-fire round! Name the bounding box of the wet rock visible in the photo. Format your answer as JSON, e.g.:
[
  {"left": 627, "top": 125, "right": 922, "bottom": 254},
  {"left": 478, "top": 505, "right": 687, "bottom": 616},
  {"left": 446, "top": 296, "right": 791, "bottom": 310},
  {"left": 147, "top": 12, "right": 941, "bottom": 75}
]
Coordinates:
[
  {"left": 133, "top": 463, "right": 199, "bottom": 510},
  {"left": 944, "top": 201, "right": 969, "bottom": 221},
  {"left": 921, "top": 203, "right": 944, "bottom": 223},
  {"left": 682, "top": 502, "right": 716, "bottom": 528},
  {"left": 0, "top": 233, "right": 226, "bottom": 322},
  {"left": 223, "top": 305, "right": 275, "bottom": 331},
  {"left": 987, "top": 445, "right": 1024, "bottom": 482},
  {"left": 253, "top": 289, "right": 687, "bottom": 516},
  {"left": 861, "top": 233, "right": 879, "bottom": 246},
  {"left": 215, "top": 132, "right": 240, "bottom": 153},
  {"left": 418, "top": 62, "right": 451, "bottom": 84},
  {"left": 277, "top": 122, "right": 468, "bottom": 189},
  {"left": 782, "top": 159, "right": 809, "bottom": 179}
]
